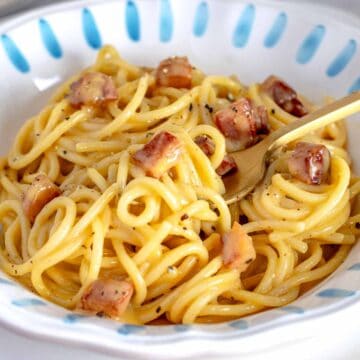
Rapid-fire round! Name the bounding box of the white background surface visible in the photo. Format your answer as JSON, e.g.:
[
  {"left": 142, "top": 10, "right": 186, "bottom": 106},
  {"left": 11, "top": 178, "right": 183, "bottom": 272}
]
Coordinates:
[{"left": 0, "top": 0, "right": 359, "bottom": 359}]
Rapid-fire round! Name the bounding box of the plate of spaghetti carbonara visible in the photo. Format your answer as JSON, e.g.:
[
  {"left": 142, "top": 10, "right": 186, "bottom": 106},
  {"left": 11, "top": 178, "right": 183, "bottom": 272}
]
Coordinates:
[
  {"left": 1, "top": 44, "right": 359, "bottom": 324},
  {"left": 0, "top": 0, "right": 359, "bottom": 358}
]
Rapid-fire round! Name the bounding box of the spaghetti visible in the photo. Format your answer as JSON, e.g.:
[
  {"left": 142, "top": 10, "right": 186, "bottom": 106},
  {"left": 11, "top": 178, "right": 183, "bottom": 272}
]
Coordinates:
[{"left": 0, "top": 45, "right": 359, "bottom": 325}]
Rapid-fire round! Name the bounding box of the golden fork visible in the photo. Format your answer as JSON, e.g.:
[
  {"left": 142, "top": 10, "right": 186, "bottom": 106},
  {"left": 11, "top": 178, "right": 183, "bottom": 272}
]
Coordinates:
[{"left": 223, "top": 91, "right": 360, "bottom": 204}]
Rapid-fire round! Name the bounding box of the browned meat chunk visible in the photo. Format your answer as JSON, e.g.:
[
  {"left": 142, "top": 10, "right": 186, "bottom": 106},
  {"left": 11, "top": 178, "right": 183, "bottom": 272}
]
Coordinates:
[
  {"left": 195, "top": 136, "right": 237, "bottom": 176},
  {"left": 79, "top": 279, "right": 133, "bottom": 318},
  {"left": 69, "top": 72, "right": 117, "bottom": 107},
  {"left": 216, "top": 155, "right": 238, "bottom": 176},
  {"left": 222, "top": 222, "right": 256, "bottom": 272},
  {"left": 195, "top": 135, "right": 216, "bottom": 156},
  {"left": 156, "top": 57, "right": 192, "bottom": 88},
  {"left": 262, "top": 75, "right": 308, "bottom": 117},
  {"left": 288, "top": 142, "right": 330, "bottom": 184},
  {"left": 214, "top": 98, "right": 269, "bottom": 151},
  {"left": 132, "top": 132, "right": 182, "bottom": 178},
  {"left": 23, "top": 174, "right": 61, "bottom": 223}
]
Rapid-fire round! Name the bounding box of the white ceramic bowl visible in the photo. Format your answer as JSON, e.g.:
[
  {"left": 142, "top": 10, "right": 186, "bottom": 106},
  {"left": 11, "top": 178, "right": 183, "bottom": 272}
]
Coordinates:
[{"left": 0, "top": 0, "right": 359, "bottom": 358}]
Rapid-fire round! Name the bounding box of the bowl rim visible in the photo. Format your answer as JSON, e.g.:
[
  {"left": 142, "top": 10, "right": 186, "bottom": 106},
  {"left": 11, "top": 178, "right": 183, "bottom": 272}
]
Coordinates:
[
  {"left": 0, "top": 0, "right": 359, "bottom": 358},
  {"left": 0, "top": 0, "right": 359, "bottom": 34},
  {"left": 0, "top": 281, "right": 358, "bottom": 358}
]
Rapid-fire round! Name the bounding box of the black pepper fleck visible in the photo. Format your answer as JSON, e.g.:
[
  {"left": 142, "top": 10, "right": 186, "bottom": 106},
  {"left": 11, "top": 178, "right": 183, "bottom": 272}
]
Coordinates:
[
  {"left": 156, "top": 306, "right": 161, "bottom": 313},
  {"left": 213, "top": 208, "right": 220, "bottom": 216},
  {"left": 181, "top": 214, "right": 189, "bottom": 221},
  {"left": 355, "top": 222, "right": 360, "bottom": 229},
  {"left": 271, "top": 109, "right": 275, "bottom": 115},
  {"left": 205, "top": 104, "right": 213, "bottom": 113},
  {"left": 189, "top": 103, "right": 193, "bottom": 112},
  {"left": 239, "top": 214, "right": 249, "bottom": 225}
]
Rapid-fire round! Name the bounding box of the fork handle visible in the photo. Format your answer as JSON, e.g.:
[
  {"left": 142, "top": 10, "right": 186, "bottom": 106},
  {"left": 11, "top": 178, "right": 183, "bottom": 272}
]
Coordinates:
[{"left": 267, "top": 91, "right": 360, "bottom": 152}]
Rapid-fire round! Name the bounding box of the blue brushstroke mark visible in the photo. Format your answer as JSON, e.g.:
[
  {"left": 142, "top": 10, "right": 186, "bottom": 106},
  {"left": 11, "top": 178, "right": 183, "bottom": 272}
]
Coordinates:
[
  {"left": 232, "top": 4, "right": 255, "bottom": 48},
  {"left": 348, "top": 78, "right": 360, "bottom": 94},
  {"left": 39, "top": 19, "right": 62, "bottom": 59},
  {"left": 229, "top": 319, "right": 249, "bottom": 330},
  {"left": 82, "top": 8, "right": 102, "bottom": 49},
  {"left": 296, "top": 25, "right": 326, "bottom": 64},
  {"left": 159, "top": 0, "right": 173, "bottom": 42},
  {"left": 63, "top": 314, "right": 86, "bottom": 324},
  {"left": 125, "top": 1, "right": 140, "bottom": 41},
  {"left": 0, "top": 278, "right": 14, "bottom": 285},
  {"left": 348, "top": 262, "right": 360, "bottom": 270},
  {"left": 317, "top": 288, "right": 356, "bottom": 298},
  {"left": 326, "top": 39, "right": 357, "bottom": 77},
  {"left": 193, "top": 2, "right": 209, "bottom": 37},
  {"left": 12, "top": 298, "right": 46, "bottom": 306},
  {"left": 1, "top": 34, "right": 30, "bottom": 73},
  {"left": 264, "top": 12, "right": 287, "bottom": 48},
  {"left": 280, "top": 306, "right": 305, "bottom": 314},
  {"left": 174, "top": 324, "right": 190, "bottom": 332},
  {"left": 117, "top": 324, "right": 144, "bottom": 335}
]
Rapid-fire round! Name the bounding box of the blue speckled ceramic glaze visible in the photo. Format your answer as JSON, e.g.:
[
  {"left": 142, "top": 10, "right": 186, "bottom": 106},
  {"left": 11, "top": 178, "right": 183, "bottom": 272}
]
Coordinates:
[
  {"left": 263, "top": 12, "right": 287, "bottom": 48},
  {"left": 1, "top": 34, "right": 30, "bottom": 72},
  {"left": 232, "top": 4, "right": 255, "bottom": 48},
  {"left": 82, "top": 8, "right": 102, "bottom": 49},
  {"left": 193, "top": 2, "right": 209, "bottom": 37},
  {"left": 159, "top": 0, "right": 173, "bottom": 42},
  {"left": 38, "top": 18, "right": 62, "bottom": 58},
  {"left": 296, "top": 25, "right": 326, "bottom": 64},
  {"left": 125, "top": 0, "right": 140, "bottom": 41}
]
